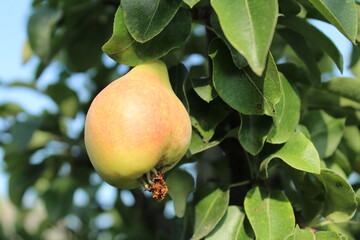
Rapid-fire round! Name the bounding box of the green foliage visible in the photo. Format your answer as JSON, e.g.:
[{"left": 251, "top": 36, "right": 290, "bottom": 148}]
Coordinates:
[
  {"left": 244, "top": 186, "right": 295, "bottom": 240},
  {"left": 102, "top": 6, "right": 191, "bottom": 66},
  {"left": 1, "top": 0, "right": 360, "bottom": 239},
  {"left": 211, "top": 0, "right": 278, "bottom": 75}
]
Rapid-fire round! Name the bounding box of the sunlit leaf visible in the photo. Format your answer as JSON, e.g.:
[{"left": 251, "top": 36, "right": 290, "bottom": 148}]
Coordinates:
[
  {"left": 244, "top": 186, "right": 295, "bottom": 240},
  {"left": 183, "top": 0, "right": 201, "bottom": 8},
  {"left": 322, "top": 77, "right": 360, "bottom": 103},
  {"left": 286, "top": 225, "right": 315, "bottom": 240},
  {"left": 260, "top": 131, "right": 321, "bottom": 178},
  {"left": 206, "top": 206, "right": 249, "bottom": 240},
  {"left": 267, "top": 73, "right": 301, "bottom": 144},
  {"left": 210, "top": 14, "right": 248, "bottom": 69},
  {"left": 0, "top": 103, "right": 23, "bottom": 117},
  {"left": 191, "top": 183, "right": 229, "bottom": 240},
  {"left": 302, "top": 110, "right": 346, "bottom": 159},
  {"left": 22, "top": 40, "right": 32, "bottom": 64},
  {"left": 315, "top": 231, "right": 343, "bottom": 240},
  {"left": 318, "top": 169, "right": 357, "bottom": 222},
  {"left": 278, "top": 28, "right": 321, "bottom": 81},
  {"left": 308, "top": 0, "right": 357, "bottom": 43},
  {"left": 279, "top": 16, "right": 343, "bottom": 72},
  {"left": 211, "top": 0, "right": 278, "bottom": 75}
]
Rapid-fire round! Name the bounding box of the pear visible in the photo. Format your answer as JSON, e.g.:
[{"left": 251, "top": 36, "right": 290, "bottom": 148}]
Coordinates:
[{"left": 84, "top": 60, "right": 192, "bottom": 201}]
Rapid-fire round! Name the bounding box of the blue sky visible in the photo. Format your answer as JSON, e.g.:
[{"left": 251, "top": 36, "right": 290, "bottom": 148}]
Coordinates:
[
  {"left": 0, "top": 1, "right": 34, "bottom": 81},
  {"left": 0, "top": 0, "right": 33, "bottom": 197},
  {"left": 0, "top": 0, "right": 357, "bottom": 201}
]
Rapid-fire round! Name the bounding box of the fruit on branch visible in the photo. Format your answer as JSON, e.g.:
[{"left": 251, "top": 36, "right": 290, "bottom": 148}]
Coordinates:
[{"left": 84, "top": 60, "right": 192, "bottom": 201}]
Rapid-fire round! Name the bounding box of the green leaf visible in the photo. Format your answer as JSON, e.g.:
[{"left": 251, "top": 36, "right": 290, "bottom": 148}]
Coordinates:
[
  {"left": 27, "top": 6, "right": 62, "bottom": 63},
  {"left": 183, "top": 0, "right": 201, "bottom": 8},
  {"left": 244, "top": 186, "right": 295, "bottom": 240},
  {"left": 308, "top": 0, "right": 357, "bottom": 43},
  {"left": 293, "top": 225, "right": 315, "bottom": 240},
  {"left": 102, "top": 7, "right": 191, "bottom": 66},
  {"left": 339, "top": 125, "right": 360, "bottom": 172},
  {"left": 191, "top": 183, "right": 230, "bottom": 240},
  {"left": 267, "top": 73, "right": 301, "bottom": 144},
  {"left": 238, "top": 114, "right": 273, "bottom": 156},
  {"left": 206, "top": 206, "right": 248, "bottom": 240},
  {"left": 189, "top": 128, "right": 238, "bottom": 155},
  {"left": 0, "top": 103, "right": 23, "bottom": 117},
  {"left": 315, "top": 231, "right": 343, "bottom": 240},
  {"left": 297, "top": 125, "right": 311, "bottom": 139},
  {"left": 189, "top": 95, "right": 229, "bottom": 142},
  {"left": 166, "top": 169, "right": 194, "bottom": 218},
  {"left": 357, "top": 4, "right": 360, "bottom": 42},
  {"left": 210, "top": 14, "right": 248, "bottom": 69},
  {"left": 302, "top": 110, "right": 346, "bottom": 159},
  {"left": 211, "top": 0, "right": 278, "bottom": 75},
  {"left": 43, "top": 177, "right": 77, "bottom": 222},
  {"left": 122, "top": 0, "right": 182, "bottom": 43},
  {"left": 278, "top": 28, "right": 321, "bottom": 81},
  {"left": 356, "top": 189, "right": 360, "bottom": 205},
  {"left": 278, "top": 16, "right": 343, "bottom": 72},
  {"left": 65, "top": 17, "right": 111, "bottom": 72},
  {"left": 339, "top": 234, "right": 349, "bottom": 240},
  {"left": 209, "top": 39, "right": 282, "bottom": 116},
  {"left": 278, "top": 0, "right": 301, "bottom": 15},
  {"left": 22, "top": 40, "right": 32, "bottom": 64},
  {"left": 27, "top": 130, "right": 54, "bottom": 150},
  {"left": 305, "top": 88, "right": 360, "bottom": 125},
  {"left": 191, "top": 77, "right": 218, "bottom": 103},
  {"left": 318, "top": 169, "right": 357, "bottom": 222},
  {"left": 322, "top": 77, "right": 360, "bottom": 103},
  {"left": 260, "top": 131, "right": 321, "bottom": 178},
  {"left": 8, "top": 155, "right": 45, "bottom": 207},
  {"left": 286, "top": 225, "right": 316, "bottom": 240},
  {"left": 169, "top": 63, "right": 190, "bottom": 112},
  {"left": 326, "top": 150, "right": 352, "bottom": 176},
  {"left": 5, "top": 118, "right": 42, "bottom": 154},
  {"left": 189, "top": 131, "right": 219, "bottom": 154},
  {"left": 46, "top": 82, "right": 79, "bottom": 118}
]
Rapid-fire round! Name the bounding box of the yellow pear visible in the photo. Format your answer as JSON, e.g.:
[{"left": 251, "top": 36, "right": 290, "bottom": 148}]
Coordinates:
[{"left": 84, "top": 60, "right": 192, "bottom": 201}]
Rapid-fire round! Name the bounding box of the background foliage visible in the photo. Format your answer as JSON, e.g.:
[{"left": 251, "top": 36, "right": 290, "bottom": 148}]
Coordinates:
[{"left": 1, "top": 0, "right": 360, "bottom": 239}]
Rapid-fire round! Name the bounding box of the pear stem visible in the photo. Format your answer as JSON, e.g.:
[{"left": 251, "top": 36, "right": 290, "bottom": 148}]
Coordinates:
[
  {"left": 140, "top": 178, "right": 149, "bottom": 189},
  {"left": 141, "top": 168, "right": 168, "bottom": 202},
  {"left": 146, "top": 171, "right": 153, "bottom": 184}
]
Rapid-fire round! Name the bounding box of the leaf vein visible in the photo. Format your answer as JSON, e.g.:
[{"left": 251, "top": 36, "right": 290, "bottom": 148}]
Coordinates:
[
  {"left": 244, "top": 0, "right": 257, "bottom": 61},
  {"left": 243, "top": 69, "right": 273, "bottom": 111},
  {"left": 142, "top": 0, "right": 160, "bottom": 39},
  {"left": 196, "top": 190, "right": 222, "bottom": 231}
]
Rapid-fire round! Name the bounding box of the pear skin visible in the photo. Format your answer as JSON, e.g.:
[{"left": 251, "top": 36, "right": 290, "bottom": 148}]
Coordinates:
[{"left": 84, "top": 60, "right": 192, "bottom": 199}]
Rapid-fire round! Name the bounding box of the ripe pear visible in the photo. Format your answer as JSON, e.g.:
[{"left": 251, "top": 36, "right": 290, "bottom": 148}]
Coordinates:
[{"left": 84, "top": 60, "right": 192, "bottom": 200}]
